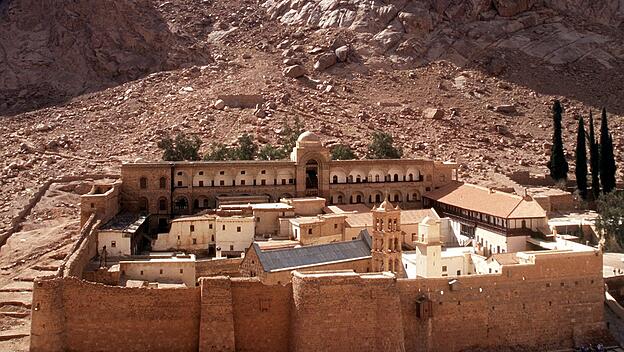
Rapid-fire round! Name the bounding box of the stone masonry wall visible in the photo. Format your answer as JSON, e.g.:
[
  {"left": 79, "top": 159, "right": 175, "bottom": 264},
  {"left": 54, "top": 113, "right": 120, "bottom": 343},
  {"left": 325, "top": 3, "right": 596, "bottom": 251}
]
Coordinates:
[{"left": 30, "top": 250, "right": 606, "bottom": 352}]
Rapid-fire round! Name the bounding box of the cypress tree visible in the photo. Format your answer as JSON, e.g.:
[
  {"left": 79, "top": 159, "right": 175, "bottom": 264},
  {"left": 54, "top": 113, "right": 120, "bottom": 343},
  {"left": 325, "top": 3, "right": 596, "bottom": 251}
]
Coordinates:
[
  {"left": 575, "top": 116, "right": 588, "bottom": 199},
  {"left": 600, "top": 108, "right": 617, "bottom": 193},
  {"left": 548, "top": 100, "right": 569, "bottom": 181},
  {"left": 588, "top": 111, "right": 600, "bottom": 199}
]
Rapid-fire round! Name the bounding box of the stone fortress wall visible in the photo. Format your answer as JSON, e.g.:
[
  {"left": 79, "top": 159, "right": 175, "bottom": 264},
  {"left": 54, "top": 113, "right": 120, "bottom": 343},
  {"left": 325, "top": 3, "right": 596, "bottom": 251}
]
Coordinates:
[{"left": 31, "top": 248, "right": 607, "bottom": 352}]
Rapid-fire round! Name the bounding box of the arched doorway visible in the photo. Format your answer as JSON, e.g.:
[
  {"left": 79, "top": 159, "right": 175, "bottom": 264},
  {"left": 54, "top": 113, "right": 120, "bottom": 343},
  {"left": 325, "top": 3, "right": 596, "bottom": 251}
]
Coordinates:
[
  {"left": 305, "top": 160, "right": 319, "bottom": 195},
  {"left": 173, "top": 196, "right": 189, "bottom": 215}
]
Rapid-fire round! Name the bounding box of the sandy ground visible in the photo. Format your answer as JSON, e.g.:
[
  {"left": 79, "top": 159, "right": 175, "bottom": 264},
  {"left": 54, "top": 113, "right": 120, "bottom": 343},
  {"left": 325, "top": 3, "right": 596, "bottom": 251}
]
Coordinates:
[{"left": 0, "top": 182, "right": 81, "bottom": 352}]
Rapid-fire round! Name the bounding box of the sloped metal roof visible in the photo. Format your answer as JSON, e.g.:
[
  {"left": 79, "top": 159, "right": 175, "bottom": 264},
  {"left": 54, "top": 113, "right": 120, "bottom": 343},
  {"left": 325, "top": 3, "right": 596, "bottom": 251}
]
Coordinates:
[{"left": 255, "top": 230, "right": 372, "bottom": 272}]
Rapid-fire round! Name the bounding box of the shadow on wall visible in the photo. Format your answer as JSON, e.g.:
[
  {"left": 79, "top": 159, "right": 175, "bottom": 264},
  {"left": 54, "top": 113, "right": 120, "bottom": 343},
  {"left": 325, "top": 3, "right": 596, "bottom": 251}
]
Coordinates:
[{"left": 0, "top": 0, "right": 212, "bottom": 116}]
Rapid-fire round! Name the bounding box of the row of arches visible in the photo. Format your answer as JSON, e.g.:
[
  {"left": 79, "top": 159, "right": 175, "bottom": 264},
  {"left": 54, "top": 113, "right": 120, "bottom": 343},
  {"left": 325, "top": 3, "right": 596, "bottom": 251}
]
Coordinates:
[
  {"left": 138, "top": 193, "right": 296, "bottom": 215},
  {"left": 329, "top": 190, "right": 422, "bottom": 205},
  {"left": 330, "top": 168, "right": 427, "bottom": 185}
]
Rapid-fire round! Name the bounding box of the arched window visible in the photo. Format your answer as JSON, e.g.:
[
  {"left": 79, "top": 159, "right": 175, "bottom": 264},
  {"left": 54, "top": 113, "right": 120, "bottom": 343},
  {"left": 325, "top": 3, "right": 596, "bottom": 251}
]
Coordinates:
[
  {"left": 394, "top": 174, "right": 399, "bottom": 182},
  {"left": 159, "top": 198, "right": 167, "bottom": 211},
  {"left": 394, "top": 194, "right": 400, "bottom": 202},
  {"left": 409, "top": 174, "right": 413, "bottom": 181},
  {"left": 412, "top": 192, "right": 420, "bottom": 202},
  {"left": 356, "top": 195, "right": 362, "bottom": 203},
  {"left": 375, "top": 194, "right": 381, "bottom": 203},
  {"left": 347, "top": 175, "right": 353, "bottom": 183},
  {"left": 356, "top": 176, "right": 361, "bottom": 183},
  {"left": 337, "top": 195, "right": 343, "bottom": 204},
  {"left": 375, "top": 175, "right": 380, "bottom": 182},
  {"left": 140, "top": 177, "right": 147, "bottom": 189},
  {"left": 333, "top": 175, "right": 338, "bottom": 184},
  {"left": 159, "top": 177, "right": 167, "bottom": 189}
]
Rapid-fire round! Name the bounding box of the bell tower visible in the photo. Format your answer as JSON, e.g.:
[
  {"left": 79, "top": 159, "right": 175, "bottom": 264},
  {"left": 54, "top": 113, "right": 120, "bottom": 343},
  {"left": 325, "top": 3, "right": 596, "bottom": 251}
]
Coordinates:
[{"left": 371, "top": 196, "right": 403, "bottom": 275}]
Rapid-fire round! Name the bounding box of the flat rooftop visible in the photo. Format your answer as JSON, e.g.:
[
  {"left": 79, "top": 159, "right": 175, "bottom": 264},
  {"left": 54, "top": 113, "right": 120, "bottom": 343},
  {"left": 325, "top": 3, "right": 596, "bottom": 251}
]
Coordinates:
[
  {"left": 100, "top": 213, "right": 147, "bottom": 233},
  {"left": 220, "top": 202, "right": 294, "bottom": 210}
]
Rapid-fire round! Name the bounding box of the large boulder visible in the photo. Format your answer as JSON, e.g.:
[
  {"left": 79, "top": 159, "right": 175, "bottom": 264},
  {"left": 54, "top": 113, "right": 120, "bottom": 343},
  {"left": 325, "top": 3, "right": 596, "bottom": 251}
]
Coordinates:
[
  {"left": 314, "top": 53, "right": 337, "bottom": 71},
  {"left": 283, "top": 65, "right": 306, "bottom": 78},
  {"left": 335, "top": 46, "right": 350, "bottom": 62},
  {"left": 493, "top": 0, "right": 537, "bottom": 17}
]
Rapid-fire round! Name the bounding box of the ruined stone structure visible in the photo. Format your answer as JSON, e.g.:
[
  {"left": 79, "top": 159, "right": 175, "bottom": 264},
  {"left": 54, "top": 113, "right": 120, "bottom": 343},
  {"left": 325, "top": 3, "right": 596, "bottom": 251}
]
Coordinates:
[
  {"left": 107, "top": 132, "right": 456, "bottom": 231},
  {"left": 31, "top": 247, "right": 607, "bottom": 352}
]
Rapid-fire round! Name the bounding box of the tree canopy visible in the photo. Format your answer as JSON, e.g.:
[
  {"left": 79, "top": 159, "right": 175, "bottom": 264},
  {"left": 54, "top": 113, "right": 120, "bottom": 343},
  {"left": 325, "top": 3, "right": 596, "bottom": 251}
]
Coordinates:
[
  {"left": 600, "top": 108, "right": 617, "bottom": 193},
  {"left": 157, "top": 133, "right": 202, "bottom": 161},
  {"left": 596, "top": 191, "right": 624, "bottom": 251},
  {"left": 331, "top": 144, "right": 356, "bottom": 160},
  {"left": 575, "top": 116, "right": 588, "bottom": 199},
  {"left": 548, "top": 100, "right": 569, "bottom": 181},
  {"left": 367, "top": 131, "right": 402, "bottom": 159}
]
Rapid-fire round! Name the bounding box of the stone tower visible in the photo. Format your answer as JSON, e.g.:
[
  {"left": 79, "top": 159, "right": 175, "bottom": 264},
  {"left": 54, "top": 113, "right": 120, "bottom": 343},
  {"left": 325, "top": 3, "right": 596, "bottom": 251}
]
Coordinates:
[{"left": 371, "top": 196, "right": 403, "bottom": 274}]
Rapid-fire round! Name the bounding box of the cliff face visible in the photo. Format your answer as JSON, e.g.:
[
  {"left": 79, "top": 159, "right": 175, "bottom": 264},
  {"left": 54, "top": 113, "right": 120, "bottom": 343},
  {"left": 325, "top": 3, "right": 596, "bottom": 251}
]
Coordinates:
[
  {"left": 263, "top": 0, "right": 624, "bottom": 68},
  {"left": 0, "top": 0, "right": 209, "bottom": 113}
]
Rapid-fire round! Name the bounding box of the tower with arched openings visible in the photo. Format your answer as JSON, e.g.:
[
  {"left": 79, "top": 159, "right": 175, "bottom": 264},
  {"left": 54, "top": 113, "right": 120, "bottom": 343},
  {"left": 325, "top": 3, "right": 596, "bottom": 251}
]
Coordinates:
[{"left": 371, "top": 196, "right": 403, "bottom": 275}]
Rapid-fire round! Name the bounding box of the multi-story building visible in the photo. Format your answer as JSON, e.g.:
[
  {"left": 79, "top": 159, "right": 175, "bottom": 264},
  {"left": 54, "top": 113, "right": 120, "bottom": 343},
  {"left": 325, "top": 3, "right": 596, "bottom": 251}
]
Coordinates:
[{"left": 115, "top": 131, "right": 457, "bottom": 231}]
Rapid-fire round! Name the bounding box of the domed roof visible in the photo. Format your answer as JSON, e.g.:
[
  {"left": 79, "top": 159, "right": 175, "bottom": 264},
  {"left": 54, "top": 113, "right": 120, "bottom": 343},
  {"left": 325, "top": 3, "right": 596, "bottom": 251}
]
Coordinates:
[
  {"left": 376, "top": 195, "right": 396, "bottom": 212},
  {"left": 297, "top": 131, "right": 320, "bottom": 143}
]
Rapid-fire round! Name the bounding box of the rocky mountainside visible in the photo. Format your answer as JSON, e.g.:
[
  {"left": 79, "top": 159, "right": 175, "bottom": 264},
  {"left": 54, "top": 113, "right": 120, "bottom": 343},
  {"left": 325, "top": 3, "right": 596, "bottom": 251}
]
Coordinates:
[
  {"left": 0, "top": 0, "right": 622, "bottom": 238},
  {"left": 0, "top": 0, "right": 211, "bottom": 113}
]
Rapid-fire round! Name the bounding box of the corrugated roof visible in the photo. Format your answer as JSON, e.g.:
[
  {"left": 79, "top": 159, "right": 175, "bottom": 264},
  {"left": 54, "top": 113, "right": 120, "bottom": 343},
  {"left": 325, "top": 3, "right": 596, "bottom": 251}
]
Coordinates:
[
  {"left": 344, "top": 209, "right": 438, "bottom": 228},
  {"left": 255, "top": 230, "right": 372, "bottom": 272},
  {"left": 101, "top": 213, "right": 147, "bottom": 233},
  {"left": 424, "top": 182, "right": 546, "bottom": 219}
]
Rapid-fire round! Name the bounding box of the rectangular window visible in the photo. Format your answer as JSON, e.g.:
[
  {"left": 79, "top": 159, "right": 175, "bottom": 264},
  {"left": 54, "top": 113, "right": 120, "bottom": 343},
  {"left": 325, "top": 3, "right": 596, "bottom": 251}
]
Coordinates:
[
  {"left": 160, "top": 269, "right": 163, "bottom": 274},
  {"left": 180, "top": 269, "right": 184, "bottom": 274},
  {"left": 177, "top": 172, "right": 182, "bottom": 176},
  {"left": 281, "top": 179, "right": 286, "bottom": 185},
  {"left": 237, "top": 226, "right": 241, "bottom": 232},
  {"left": 220, "top": 171, "right": 225, "bottom": 175},
  {"left": 192, "top": 239, "right": 197, "bottom": 245},
  {"left": 457, "top": 270, "right": 461, "bottom": 276},
  {"left": 241, "top": 171, "right": 246, "bottom": 175},
  {"left": 90, "top": 203, "right": 95, "bottom": 208},
  {"left": 111, "top": 241, "right": 116, "bottom": 248},
  {"left": 220, "top": 180, "right": 225, "bottom": 186},
  {"left": 199, "top": 171, "right": 204, "bottom": 175},
  {"left": 230, "top": 245, "right": 234, "bottom": 251},
  {"left": 209, "top": 224, "right": 213, "bottom": 229},
  {"left": 261, "top": 179, "right": 266, "bottom": 186},
  {"left": 140, "top": 270, "right": 143, "bottom": 275},
  {"left": 222, "top": 225, "right": 226, "bottom": 231},
  {"left": 308, "top": 228, "right": 313, "bottom": 235},
  {"left": 199, "top": 181, "right": 204, "bottom": 187},
  {"left": 289, "top": 178, "right": 294, "bottom": 184},
  {"left": 261, "top": 170, "right": 266, "bottom": 174},
  {"left": 177, "top": 181, "right": 182, "bottom": 187},
  {"left": 442, "top": 266, "right": 447, "bottom": 272},
  {"left": 334, "top": 224, "right": 338, "bottom": 229},
  {"left": 241, "top": 180, "right": 245, "bottom": 186},
  {"left": 190, "top": 225, "right": 195, "bottom": 232}
]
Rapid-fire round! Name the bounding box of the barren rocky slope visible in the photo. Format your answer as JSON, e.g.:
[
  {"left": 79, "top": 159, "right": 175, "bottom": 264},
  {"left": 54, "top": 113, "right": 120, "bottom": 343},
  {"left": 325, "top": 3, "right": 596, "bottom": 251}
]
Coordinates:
[{"left": 0, "top": 0, "right": 623, "bottom": 260}]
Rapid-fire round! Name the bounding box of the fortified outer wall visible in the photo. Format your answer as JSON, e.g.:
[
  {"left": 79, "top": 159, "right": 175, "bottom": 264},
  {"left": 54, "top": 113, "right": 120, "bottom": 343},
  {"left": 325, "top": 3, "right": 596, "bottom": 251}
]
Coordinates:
[{"left": 31, "top": 250, "right": 607, "bottom": 352}]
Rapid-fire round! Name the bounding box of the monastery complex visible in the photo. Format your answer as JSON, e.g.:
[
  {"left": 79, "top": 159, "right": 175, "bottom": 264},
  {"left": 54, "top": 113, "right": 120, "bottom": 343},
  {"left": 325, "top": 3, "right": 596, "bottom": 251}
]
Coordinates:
[{"left": 30, "top": 132, "right": 614, "bottom": 351}]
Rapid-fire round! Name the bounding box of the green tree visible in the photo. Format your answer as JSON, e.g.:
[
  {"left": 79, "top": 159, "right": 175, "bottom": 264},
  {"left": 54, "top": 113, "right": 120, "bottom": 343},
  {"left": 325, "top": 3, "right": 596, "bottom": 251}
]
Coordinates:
[
  {"left": 367, "top": 131, "right": 402, "bottom": 159},
  {"left": 331, "top": 144, "right": 356, "bottom": 160},
  {"left": 596, "top": 191, "right": 624, "bottom": 250},
  {"left": 279, "top": 116, "right": 304, "bottom": 153},
  {"left": 588, "top": 111, "right": 601, "bottom": 199},
  {"left": 203, "top": 143, "right": 231, "bottom": 161},
  {"left": 230, "top": 134, "right": 258, "bottom": 160},
  {"left": 258, "top": 144, "right": 287, "bottom": 160},
  {"left": 575, "top": 116, "right": 588, "bottom": 199},
  {"left": 548, "top": 100, "right": 569, "bottom": 181},
  {"left": 157, "top": 133, "right": 202, "bottom": 161},
  {"left": 600, "top": 108, "right": 617, "bottom": 193}
]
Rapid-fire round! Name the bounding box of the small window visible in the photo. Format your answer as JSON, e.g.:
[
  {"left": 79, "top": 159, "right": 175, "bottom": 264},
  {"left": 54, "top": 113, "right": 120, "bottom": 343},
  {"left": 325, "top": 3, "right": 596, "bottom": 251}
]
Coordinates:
[
  {"left": 160, "top": 269, "right": 163, "bottom": 274},
  {"left": 241, "top": 180, "right": 246, "bottom": 186},
  {"left": 237, "top": 226, "right": 241, "bottom": 232},
  {"left": 211, "top": 235, "right": 215, "bottom": 241},
  {"left": 442, "top": 266, "right": 447, "bottom": 272},
  {"left": 261, "top": 180, "right": 266, "bottom": 186},
  {"left": 308, "top": 228, "right": 313, "bottom": 235},
  {"left": 177, "top": 172, "right": 182, "bottom": 176},
  {"left": 90, "top": 203, "right": 95, "bottom": 208},
  {"left": 230, "top": 245, "right": 234, "bottom": 251},
  {"left": 192, "top": 239, "right": 197, "bottom": 245},
  {"left": 261, "top": 170, "right": 266, "bottom": 174},
  {"left": 177, "top": 181, "right": 182, "bottom": 187},
  {"left": 140, "top": 177, "right": 147, "bottom": 189},
  {"left": 220, "top": 180, "right": 225, "bottom": 186},
  {"left": 219, "top": 171, "right": 225, "bottom": 175},
  {"left": 177, "top": 236, "right": 180, "bottom": 240},
  {"left": 111, "top": 241, "right": 116, "bottom": 248},
  {"left": 281, "top": 179, "right": 286, "bottom": 185},
  {"left": 222, "top": 225, "right": 226, "bottom": 231},
  {"left": 334, "top": 224, "right": 338, "bottom": 229},
  {"left": 199, "top": 181, "right": 204, "bottom": 187},
  {"left": 289, "top": 178, "right": 294, "bottom": 184},
  {"left": 209, "top": 224, "right": 213, "bottom": 229},
  {"left": 241, "top": 171, "right": 246, "bottom": 175},
  {"left": 140, "top": 270, "right": 144, "bottom": 275},
  {"left": 457, "top": 270, "right": 461, "bottom": 276},
  {"left": 180, "top": 269, "right": 184, "bottom": 274},
  {"left": 190, "top": 225, "right": 195, "bottom": 232},
  {"left": 159, "top": 177, "right": 166, "bottom": 189},
  {"left": 199, "top": 171, "right": 204, "bottom": 175}
]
